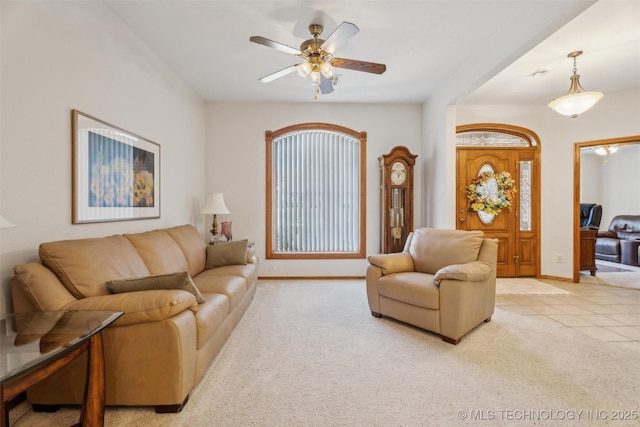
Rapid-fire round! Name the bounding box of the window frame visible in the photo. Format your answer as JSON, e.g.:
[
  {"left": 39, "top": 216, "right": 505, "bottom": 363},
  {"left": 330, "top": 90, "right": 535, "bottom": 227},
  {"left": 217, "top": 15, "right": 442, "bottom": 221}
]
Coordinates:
[{"left": 265, "top": 123, "right": 367, "bottom": 259}]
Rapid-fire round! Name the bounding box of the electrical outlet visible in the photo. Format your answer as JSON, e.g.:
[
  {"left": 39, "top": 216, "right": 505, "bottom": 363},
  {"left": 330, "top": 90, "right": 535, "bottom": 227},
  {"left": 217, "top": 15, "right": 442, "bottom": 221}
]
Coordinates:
[{"left": 555, "top": 253, "right": 564, "bottom": 263}]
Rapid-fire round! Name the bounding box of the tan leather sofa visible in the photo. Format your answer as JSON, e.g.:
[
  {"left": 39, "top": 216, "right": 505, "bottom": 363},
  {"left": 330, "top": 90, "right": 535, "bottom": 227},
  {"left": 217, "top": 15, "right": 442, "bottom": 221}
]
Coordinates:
[
  {"left": 11, "top": 224, "right": 257, "bottom": 412},
  {"left": 366, "top": 228, "right": 498, "bottom": 344}
]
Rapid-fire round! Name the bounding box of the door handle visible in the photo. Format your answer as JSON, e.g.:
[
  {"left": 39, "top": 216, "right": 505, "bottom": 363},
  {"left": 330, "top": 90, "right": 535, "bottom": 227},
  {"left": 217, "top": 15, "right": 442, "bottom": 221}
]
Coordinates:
[{"left": 459, "top": 217, "right": 466, "bottom": 223}]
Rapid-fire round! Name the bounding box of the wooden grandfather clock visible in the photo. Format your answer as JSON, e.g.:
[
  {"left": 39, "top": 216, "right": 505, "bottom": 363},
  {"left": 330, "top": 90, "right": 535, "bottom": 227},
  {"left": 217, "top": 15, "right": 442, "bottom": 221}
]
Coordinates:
[{"left": 379, "top": 146, "right": 417, "bottom": 253}]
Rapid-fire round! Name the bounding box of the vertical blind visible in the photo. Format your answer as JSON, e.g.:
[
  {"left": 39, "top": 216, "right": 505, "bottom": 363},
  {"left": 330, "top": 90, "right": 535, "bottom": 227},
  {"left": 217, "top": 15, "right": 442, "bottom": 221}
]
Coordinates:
[{"left": 273, "top": 130, "right": 361, "bottom": 253}]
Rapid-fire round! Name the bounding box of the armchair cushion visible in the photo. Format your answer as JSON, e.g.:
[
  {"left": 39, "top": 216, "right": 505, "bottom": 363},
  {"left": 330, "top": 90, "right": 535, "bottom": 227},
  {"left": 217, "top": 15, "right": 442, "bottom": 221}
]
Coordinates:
[
  {"left": 409, "top": 228, "right": 484, "bottom": 274},
  {"left": 378, "top": 272, "right": 439, "bottom": 310},
  {"left": 367, "top": 253, "right": 414, "bottom": 275},
  {"left": 205, "top": 240, "right": 248, "bottom": 269},
  {"left": 105, "top": 271, "right": 205, "bottom": 303},
  {"left": 433, "top": 261, "right": 494, "bottom": 285}
]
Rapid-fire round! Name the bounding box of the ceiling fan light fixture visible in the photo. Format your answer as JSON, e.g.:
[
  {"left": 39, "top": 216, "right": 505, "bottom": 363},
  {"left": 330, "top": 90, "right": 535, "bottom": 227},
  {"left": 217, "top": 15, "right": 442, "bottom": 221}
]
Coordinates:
[
  {"left": 309, "top": 70, "right": 321, "bottom": 85},
  {"left": 321, "top": 61, "right": 335, "bottom": 78},
  {"left": 297, "top": 62, "right": 311, "bottom": 78},
  {"left": 548, "top": 51, "right": 603, "bottom": 118}
]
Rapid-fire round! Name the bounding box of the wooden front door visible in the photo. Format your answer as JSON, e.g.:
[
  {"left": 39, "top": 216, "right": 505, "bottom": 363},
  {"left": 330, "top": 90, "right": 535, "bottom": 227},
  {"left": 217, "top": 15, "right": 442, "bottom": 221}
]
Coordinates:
[{"left": 457, "top": 147, "right": 539, "bottom": 277}]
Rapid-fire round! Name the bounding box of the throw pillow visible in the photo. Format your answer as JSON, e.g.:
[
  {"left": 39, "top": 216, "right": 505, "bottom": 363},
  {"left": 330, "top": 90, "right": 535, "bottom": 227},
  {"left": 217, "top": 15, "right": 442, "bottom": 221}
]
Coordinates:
[
  {"left": 206, "top": 239, "right": 248, "bottom": 269},
  {"left": 105, "top": 271, "right": 205, "bottom": 303}
]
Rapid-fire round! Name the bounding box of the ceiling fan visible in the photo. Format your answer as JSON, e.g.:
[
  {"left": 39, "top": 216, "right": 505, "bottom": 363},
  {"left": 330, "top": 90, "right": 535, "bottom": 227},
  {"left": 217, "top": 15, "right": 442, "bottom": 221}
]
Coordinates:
[{"left": 250, "top": 22, "right": 386, "bottom": 97}]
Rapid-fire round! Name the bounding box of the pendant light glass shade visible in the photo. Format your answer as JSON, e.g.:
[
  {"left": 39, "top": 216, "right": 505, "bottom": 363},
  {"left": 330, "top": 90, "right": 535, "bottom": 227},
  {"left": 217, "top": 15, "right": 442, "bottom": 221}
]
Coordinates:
[{"left": 548, "top": 51, "right": 603, "bottom": 118}]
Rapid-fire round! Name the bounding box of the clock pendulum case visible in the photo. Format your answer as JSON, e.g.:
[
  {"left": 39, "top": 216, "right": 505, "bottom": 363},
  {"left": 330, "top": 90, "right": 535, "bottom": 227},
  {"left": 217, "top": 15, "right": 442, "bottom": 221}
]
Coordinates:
[{"left": 378, "top": 146, "right": 417, "bottom": 253}]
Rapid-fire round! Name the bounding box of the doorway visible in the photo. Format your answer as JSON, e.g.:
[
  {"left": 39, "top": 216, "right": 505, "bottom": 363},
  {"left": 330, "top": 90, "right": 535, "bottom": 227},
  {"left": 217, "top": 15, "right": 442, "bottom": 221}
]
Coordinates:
[
  {"left": 572, "top": 135, "right": 640, "bottom": 282},
  {"left": 456, "top": 124, "right": 541, "bottom": 277}
]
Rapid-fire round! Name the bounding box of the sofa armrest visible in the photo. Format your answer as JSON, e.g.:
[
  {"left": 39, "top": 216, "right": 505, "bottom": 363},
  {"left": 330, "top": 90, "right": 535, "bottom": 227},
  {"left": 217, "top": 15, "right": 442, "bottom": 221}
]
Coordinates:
[
  {"left": 433, "top": 261, "right": 493, "bottom": 286},
  {"left": 597, "top": 230, "right": 617, "bottom": 238},
  {"left": 367, "top": 253, "right": 414, "bottom": 275},
  {"left": 61, "top": 290, "right": 198, "bottom": 327}
]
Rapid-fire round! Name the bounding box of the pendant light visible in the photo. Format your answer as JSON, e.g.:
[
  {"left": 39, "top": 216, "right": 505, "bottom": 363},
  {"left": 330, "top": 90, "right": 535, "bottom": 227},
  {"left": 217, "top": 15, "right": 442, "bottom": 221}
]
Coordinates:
[{"left": 548, "top": 51, "right": 603, "bottom": 118}]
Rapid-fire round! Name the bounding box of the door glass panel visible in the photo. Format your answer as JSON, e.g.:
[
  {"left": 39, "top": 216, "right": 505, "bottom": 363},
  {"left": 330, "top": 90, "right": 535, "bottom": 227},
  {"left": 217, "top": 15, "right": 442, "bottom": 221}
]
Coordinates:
[
  {"left": 476, "top": 164, "right": 496, "bottom": 225},
  {"left": 457, "top": 131, "right": 532, "bottom": 147},
  {"left": 520, "top": 160, "right": 532, "bottom": 231}
]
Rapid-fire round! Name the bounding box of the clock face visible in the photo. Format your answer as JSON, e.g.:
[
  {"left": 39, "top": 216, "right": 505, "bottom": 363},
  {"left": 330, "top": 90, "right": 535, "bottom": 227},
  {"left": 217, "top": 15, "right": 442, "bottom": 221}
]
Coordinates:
[{"left": 390, "top": 162, "right": 406, "bottom": 185}]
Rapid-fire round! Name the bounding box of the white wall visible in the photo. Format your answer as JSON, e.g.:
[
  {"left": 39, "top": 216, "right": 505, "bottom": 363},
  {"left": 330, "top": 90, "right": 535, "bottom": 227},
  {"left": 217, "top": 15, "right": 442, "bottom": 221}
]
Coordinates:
[
  {"left": 584, "top": 145, "right": 640, "bottom": 228},
  {"left": 580, "top": 152, "right": 603, "bottom": 206},
  {"left": 205, "top": 102, "right": 422, "bottom": 277},
  {"left": 0, "top": 1, "right": 207, "bottom": 313},
  {"left": 457, "top": 89, "right": 640, "bottom": 279}
]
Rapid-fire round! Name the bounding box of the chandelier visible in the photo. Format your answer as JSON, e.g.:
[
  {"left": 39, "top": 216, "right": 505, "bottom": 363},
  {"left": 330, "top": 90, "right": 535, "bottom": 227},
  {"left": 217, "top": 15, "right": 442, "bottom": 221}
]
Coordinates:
[{"left": 548, "top": 51, "right": 603, "bottom": 118}]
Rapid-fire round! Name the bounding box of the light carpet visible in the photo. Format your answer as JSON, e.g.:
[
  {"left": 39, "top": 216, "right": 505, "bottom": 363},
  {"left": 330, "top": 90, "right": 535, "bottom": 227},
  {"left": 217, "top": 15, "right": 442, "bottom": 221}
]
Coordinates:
[
  {"left": 11, "top": 280, "right": 640, "bottom": 427},
  {"left": 584, "top": 271, "right": 640, "bottom": 290},
  {"left": 496, "top": 278, "right": 571, "bottom": 295}
]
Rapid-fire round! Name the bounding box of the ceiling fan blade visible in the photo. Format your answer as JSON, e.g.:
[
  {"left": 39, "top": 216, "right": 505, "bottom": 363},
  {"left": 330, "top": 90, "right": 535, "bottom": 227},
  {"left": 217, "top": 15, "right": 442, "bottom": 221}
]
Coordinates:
[
  {"left": 319, "top": 75, "right": 334, "bottom": 94},
  {"left": 331, "top": 58, "right": 386, "bottom": 74},
  {"left": 250, "top": 36, "right": 301, "bottom": 56},
  {"left": 321, "top": 22, "right": 359, "bottom": 54},
  {"left": 258, "top": 65, "right": 299, "bottom": 83}
]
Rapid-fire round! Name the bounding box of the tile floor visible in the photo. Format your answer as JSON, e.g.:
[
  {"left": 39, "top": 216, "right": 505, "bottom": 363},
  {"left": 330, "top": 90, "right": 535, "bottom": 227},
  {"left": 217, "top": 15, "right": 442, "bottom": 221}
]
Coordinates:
[{"left": 496, "top": 262, "right": 640, "bottom": 346}]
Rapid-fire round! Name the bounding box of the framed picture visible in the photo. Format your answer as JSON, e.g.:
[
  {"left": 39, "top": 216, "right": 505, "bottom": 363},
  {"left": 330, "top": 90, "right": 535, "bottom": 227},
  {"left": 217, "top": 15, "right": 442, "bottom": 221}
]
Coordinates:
[{"left": 72, "top": 110, "right": 160, "bottom": 223}]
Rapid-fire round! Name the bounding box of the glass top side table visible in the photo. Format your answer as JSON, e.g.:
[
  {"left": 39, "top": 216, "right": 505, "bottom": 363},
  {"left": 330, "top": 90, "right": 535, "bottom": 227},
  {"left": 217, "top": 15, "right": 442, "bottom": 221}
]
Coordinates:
[{"left": 0, "top": 310, "right": 123, "bottom": 427}]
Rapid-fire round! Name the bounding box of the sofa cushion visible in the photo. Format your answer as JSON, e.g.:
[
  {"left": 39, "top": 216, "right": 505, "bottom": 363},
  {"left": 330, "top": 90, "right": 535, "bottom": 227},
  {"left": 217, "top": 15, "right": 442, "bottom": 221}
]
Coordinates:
[
  {"left": 595, "top": 237, "right": 620, "bottom": 255},
  {"left": 205, "top": 240, "right": 248, "bottom": 269},
  {"left": 194, "top": 293, "right": 230, "bottom": 349},
  {"left": 378, "top": 272, "right": 439, "bottom": 310},
  {"left": 201, "top": 264, "right": 258, "bottom": 286},
  {"left": 105, "top": 271, "right": 205, "bottom": 303},
  {"left": 124, "top": 229, "right": 190, "bottom": 275},
  {"left": 165, "top": 225, "right": 207, "bottom": 277},
  {"left": 409, "top": 228, "right": 484, "bottom": 274},
  {"left": 62, "top": 290, "right": 198, "bottom": 327},
  {"left": 39, "top": 235, "right": 150, "bottom": 299},
  {"left": 192, "top": 272, "right": 247, "bottom": 309}
]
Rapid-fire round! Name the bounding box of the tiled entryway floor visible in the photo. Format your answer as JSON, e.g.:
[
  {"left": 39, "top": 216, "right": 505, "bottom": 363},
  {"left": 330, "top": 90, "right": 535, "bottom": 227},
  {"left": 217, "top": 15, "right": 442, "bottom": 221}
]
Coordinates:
[{"left": 496, "top": 274, "right": 640, "bottom": 346}]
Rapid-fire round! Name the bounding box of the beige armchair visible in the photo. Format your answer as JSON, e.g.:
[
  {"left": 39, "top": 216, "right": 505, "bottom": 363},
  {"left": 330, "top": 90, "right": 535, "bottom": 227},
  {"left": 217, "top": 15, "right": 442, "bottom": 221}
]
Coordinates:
[{"left": 366, "top": 228, "right": 498, "bottom": 344}]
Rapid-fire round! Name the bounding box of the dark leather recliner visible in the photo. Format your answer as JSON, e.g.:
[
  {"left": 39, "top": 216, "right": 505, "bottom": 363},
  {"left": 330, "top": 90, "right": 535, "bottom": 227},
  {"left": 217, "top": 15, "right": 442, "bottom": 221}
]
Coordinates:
[
  {"left": 580, "top": 203, "right": 603, "bottom": 229},
  {"left": 595, "top": 215, "right": 640, "bottom": 266}
]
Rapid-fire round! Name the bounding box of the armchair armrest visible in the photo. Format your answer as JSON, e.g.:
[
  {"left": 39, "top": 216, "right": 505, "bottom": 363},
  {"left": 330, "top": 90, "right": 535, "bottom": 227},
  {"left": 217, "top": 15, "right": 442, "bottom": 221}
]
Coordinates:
[
  {"left": 434, "top": 261, "right": 493, "bottom": 286},
  {"left": 61, "top": 290, "right": 198, "bottom": 327},
  {"left": 367, "top": 253, "right": 414, "bottom": 275}
]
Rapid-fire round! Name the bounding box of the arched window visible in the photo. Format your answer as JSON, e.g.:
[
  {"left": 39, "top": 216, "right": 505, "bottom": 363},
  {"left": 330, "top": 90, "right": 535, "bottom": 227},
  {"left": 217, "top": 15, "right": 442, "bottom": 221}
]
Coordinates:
[{"left": 265, "top": 123, "right": 366, "bottom": 259}]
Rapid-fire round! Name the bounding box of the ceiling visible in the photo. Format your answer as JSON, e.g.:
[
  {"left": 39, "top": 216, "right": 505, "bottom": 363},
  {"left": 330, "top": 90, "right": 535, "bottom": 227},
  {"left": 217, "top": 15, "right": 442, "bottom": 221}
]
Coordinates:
[{"left": 104, "top": 0, "right": 640, "bottom": 105}]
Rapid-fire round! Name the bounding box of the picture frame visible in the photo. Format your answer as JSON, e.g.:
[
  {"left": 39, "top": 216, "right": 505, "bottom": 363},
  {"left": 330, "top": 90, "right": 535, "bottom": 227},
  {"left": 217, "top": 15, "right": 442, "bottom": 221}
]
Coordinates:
[{"left": 72, "top": 109, "right": 160, "bottom": 223}]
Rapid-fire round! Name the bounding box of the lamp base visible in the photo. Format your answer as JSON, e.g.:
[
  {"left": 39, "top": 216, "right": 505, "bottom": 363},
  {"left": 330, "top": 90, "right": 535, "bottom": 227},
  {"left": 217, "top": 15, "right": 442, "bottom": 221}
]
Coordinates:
[{"left": 210, "top": 234, "right": 228, "bottom": 245}]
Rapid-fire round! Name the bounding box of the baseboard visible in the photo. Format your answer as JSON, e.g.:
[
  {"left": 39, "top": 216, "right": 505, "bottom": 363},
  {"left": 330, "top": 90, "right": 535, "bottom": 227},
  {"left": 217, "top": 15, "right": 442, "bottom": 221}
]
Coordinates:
[{"left": 538, "top": 274, "right": 574, "bottom": 283}]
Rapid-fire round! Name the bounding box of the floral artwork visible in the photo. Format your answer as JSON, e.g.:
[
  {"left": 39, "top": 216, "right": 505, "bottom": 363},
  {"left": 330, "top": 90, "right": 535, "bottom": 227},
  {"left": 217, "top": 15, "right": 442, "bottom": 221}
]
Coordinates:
[
  {"left": 88, "top": 133, "right": 155, "bottom": 208},
  {"left": 466, "top": 171, "right": 516, "bottom": 215},
  {"left": 73, "top": 110, "right": 160, "bottom": 223}
]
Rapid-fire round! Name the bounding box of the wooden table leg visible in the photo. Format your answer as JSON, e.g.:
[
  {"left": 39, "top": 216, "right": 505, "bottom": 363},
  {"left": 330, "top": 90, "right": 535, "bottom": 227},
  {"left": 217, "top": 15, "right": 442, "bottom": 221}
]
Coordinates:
[
  {"left": 1, "top": 394, "right": 7, "bottom": 427},
  {"left": 77, "top": 332, "right": 106, "bottom": 427}
]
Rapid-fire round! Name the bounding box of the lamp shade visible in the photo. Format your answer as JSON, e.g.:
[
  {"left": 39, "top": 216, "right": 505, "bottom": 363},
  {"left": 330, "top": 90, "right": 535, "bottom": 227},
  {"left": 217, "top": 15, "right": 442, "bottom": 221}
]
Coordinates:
[
  {"left": 547, "top": 91, "right": 603, "bottom": 118},
  {"left": 201, "top": 193, "right": 230, "bottom": 215}
]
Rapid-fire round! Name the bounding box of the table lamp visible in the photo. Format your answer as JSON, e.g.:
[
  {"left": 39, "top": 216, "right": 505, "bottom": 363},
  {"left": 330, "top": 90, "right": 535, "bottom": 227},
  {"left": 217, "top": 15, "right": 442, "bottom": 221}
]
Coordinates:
[{"left": 201, "top": 193, "right": 230, "bottom": 242}]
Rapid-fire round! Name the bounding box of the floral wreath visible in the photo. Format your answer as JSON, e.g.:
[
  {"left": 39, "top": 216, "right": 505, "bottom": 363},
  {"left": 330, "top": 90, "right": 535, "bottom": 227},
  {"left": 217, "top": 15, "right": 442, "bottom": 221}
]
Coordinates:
[{"left": 466, "top": 171, "right": 516, "bottom": 215}]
